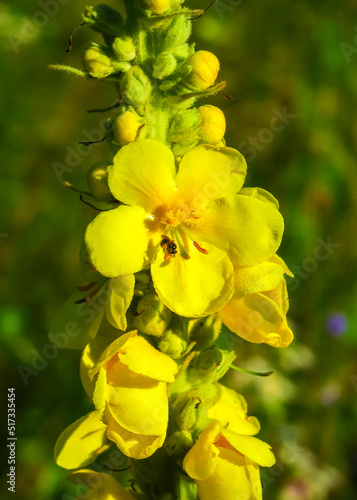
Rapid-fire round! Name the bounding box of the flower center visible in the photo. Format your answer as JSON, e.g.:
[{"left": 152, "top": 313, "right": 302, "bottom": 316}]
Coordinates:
[
  {"left": 162, "top": 204, "right": 200, "bottom": 229},
  {"left": 159, "top": 205, "right": 208, "bottom": 261}
]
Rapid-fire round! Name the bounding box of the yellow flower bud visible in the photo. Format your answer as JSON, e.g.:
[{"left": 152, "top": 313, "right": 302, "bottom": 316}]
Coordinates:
[
  {"left": 186, "top": 51, "right": 220, "bottom": 90},
  {"left": 113, "top": 111, "right": 143, "bottom": 147},
  {"left": 142, "top": 0, "right": 171, "bottom": 14},
  {"left": 83, "top": 46, "right": 114, "bottom": 79},
  {"left": 198, "top": 105, "right": 226, "bottom": 144}
]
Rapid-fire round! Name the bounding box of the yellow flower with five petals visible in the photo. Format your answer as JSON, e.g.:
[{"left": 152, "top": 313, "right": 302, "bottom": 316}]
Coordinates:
[{"left": 85, "top": 139, "right": 284, "bottom": 318}]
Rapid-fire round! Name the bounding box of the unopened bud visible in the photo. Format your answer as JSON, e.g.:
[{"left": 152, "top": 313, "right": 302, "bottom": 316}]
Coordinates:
[
  {"left": 133, "top": 293, "right": 171, "bottom": 337},
  {"left": 189, "top": 314, "right": 222, "bottom": 350},
  {"left": 159, "top": 330, "right": 187, "bottom": 359},
  {"left": 121, "top": 66, "right": 152, "bottom": 106},
  {"left": 198, "top": 105, "right": 226, "bottom": 144},
  {"left": 112, "top": 35, "right": 136, "bottom": 62},
  {"left": 165, "top": 431, "right": 193, "bottom": 456},
  {"left": 186, "top": 50, "right": 220, "bottom": 90},
  {"left": 83, "top": 46, "right": 114, "bottom": 79},
  {"left": 169, "top": 109, "right": 201, "bottom": 143},
  {"left": 192, "top": 347, "right": 236, "bottom": 382},
  {"left": 82, "top": 5, "right": 123, "bottom": 37},
  {"left": 153, "top": 52, "right": 177, "bottom": 79},
  {"left": 113, "top": 111, "right": 143, "bottom": 147},
  {"left": 172, "top": 389, "right": 207, "bottom": 432},
  {"left": 87, "top": 161, "right": 112, "bottom": 201}
]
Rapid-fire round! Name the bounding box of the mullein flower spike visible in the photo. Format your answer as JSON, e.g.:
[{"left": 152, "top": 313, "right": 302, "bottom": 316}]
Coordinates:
[{"left": 52, "top": 1, "right": 293, "bottom": 499}]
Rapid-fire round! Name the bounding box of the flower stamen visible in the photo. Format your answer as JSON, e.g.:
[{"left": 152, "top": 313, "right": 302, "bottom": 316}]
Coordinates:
[{"left": 193, "top": 241, "right": 209, "bottom": 254}]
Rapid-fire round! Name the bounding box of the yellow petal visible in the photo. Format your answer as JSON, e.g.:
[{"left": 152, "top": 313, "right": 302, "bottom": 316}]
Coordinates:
[
  {"left": 240, "top": 186, "right": 279, "bottom": 210},
  {"left": 195, "top": 448, "right": 262, "bottom": 500},
  {"left": 106, "top": 361, "right": 169, "bottom": 436},
  {"left": 232, "top": 259, "right": 286, "bottom": 297},
  {"left": 176, "top": 145, "right": 247, "bottom": 209},
  {"left": 196, "top": 194, "right": 284, "bottom": 267},
  {"left": 80, "top": 333, "right": 119, "bottom": 398},
  {"left": 69, "top": 470, "right": 136, "bottom": 500},
  {"left": 222, "top": 429, "right": 276, "bottom": 467},
  {"left": 89, "top": 331, "right": 137, "bottom": 379},
  {"left": 85, "top": 206, "right": 149, "bottom": 278},
  {"left": 106, "top": 408, "right": 165, "bottom": 459},
  {"left": 220, "top": 287, "right": 293, "bottom": 348},
  {"left": 117, "top": 334, "right": 178, "bottom": 382},
  {"left": 108, "top": 139, "right": 176, "bottom": 213},
  {"left": 151, "top": 240, "right": 234, "bottom": 318},
  {"left": 54, "top": 412, "right": 109, "bottom": 469},
  {"left": 106, "top": 275, "right": 135, "bottom": 331},
  {"left": 183, "top": 421, "right": 221, "bottom": 480},
  {"left": 93, "top": 367, "right": 108, "bottom": 417},
  {"left": 208, "top": 385, "right": 260, "bottom": 435}
]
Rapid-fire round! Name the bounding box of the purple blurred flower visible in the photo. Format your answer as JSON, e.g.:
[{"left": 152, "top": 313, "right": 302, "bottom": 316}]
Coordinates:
[{"left": 326, "top": 313, "right": 347, "bottom": 337}]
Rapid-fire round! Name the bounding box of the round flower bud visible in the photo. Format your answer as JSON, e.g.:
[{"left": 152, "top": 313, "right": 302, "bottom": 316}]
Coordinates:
[
  {"left": 189, "top": 314, "right": 222, "bottom": 350},
  {"left": 153, "top": 52, "right": 177, "bottom": 79},
  {"left": 172, "top": 389, "right": 207, "bottom": 432},
  {"left": 113, "top": 111, "right": 143, "bottom": 147},
  {"left": 142, "top": 0, "right": 171, "bottom": 15},
  {"left": 198, "top": 105, "right": 226, "bottom": 144},
  {"left": 186, "top": 50, "right": 220, "bottom": 90},
  {"left": 112, "top": 35, "right": 136, "bottom": 62},
  {"left": 165, "top": 431, "right": 193, "bottom": 456},
  {"left": 87, "top": 161, "right": 112, "bottom": 201},
  {"left": 121, "top": 66, "right": 152, "bottom": 106},
  {"left": 83, "top": 46, "right": 114, "bottom": 79},
  {"left": 169, "top": 109, "right": 201, "bottom": 143},
  {"left": 133, "top": 293, "right": 172, "bottom": 337},
  {"left": 159, "top": 330, "right": 187, "bottom": 359}
]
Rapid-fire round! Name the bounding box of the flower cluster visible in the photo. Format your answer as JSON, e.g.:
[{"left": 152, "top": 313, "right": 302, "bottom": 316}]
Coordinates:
[{"left": 51, "top": 1, "right": 293, "bottom": 499}]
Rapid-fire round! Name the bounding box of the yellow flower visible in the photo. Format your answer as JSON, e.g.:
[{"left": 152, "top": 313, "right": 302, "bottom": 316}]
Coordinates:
[
  {"left": 183, "top": 421, "right": 275, "bottom": 500},
  {"left": 69, "top": 470, "right": 136, "bottom": 499},
  {"left": 85, "top": 139, "right": 284, "bottom": 318},
  {"left": 89, "top": 331, "right": 177, "bottom": 459},
  {"left": 220, "top": 254, "right": 294, "bottom": 347},
  {"left": 208, "top": 385, "right": 261, "bottom": 435}
]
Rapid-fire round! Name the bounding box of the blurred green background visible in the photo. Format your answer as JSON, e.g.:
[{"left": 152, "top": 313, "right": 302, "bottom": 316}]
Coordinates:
[{"left": 1, "top": 0, "right": 357, "bottom": 498}]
